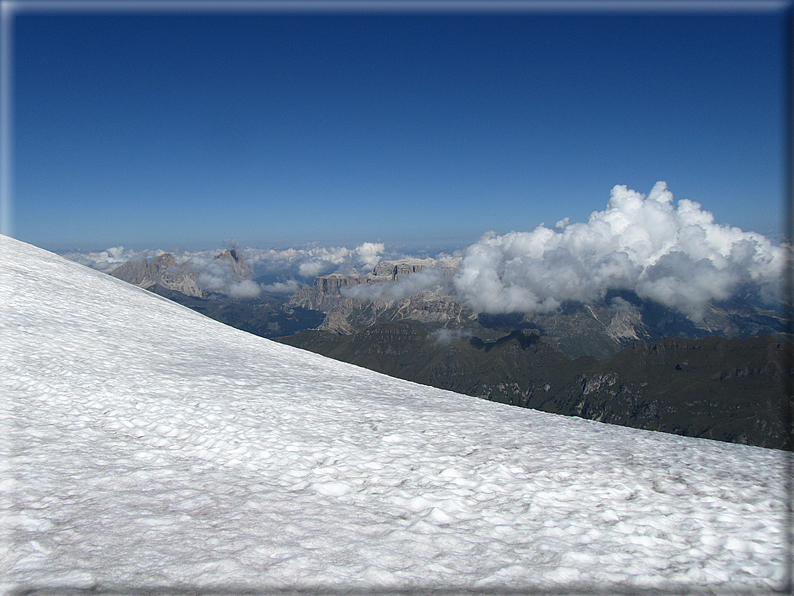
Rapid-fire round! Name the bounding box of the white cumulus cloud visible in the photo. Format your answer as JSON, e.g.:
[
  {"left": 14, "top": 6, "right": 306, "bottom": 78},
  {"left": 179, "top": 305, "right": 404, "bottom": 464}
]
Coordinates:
[
  {"left": 453, "top": 182, "right": 783, "bottom": 319},
  {"left": 355, "top": 242, "right": 385, "bottom": 271},
  {"left": 61, "top": 246, "right": 159, "bottom": 272},
  {"left": 196, "top": 261, "right": 236, "bottom": 293},
  {"left": 292, "top": 243, "right": 385, "bottom": 278}
]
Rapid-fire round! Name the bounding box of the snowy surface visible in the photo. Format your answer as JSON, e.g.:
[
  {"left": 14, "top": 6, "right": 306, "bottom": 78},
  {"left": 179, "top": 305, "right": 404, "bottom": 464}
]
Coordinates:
[{"left": 0, "top": 234, "right": 789, "bottom": 594}]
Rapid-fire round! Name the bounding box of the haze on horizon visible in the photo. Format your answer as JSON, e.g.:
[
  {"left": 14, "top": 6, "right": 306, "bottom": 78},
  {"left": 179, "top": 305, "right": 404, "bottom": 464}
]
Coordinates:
[{"left": 5, "top": 2, "right": 785, "bottom": 253}]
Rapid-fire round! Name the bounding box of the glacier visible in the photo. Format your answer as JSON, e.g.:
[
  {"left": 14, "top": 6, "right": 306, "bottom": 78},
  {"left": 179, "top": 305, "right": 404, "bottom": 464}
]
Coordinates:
[{"left": 0, "top": 234, "right": 789, "bottom": 594}]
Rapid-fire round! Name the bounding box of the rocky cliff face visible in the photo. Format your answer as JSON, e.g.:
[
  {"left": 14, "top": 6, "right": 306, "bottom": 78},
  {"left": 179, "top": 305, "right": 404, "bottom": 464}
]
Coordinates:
[
  {"left": 287, "top": 257, "right": 469, "bottom": 332},
  {"left": 371, "top": 257, "right": 459, "bottom": 280},
  {"left": 287, "top": 275, "right": 362, "bottom": 313},
  {"left": 313, "top": 273, "right": 364, "bottom": 298},
  {"left": 110, "top": 249, "right": 252, "bottom": 298},
  {"left": 535, "top": 335, "right": 791, "bottom": 448},
  {"left": 214, "top": 249, "right": 250, "bottom": 280},
  {"left": 314, "top": 292, "right": 476, "bottom": 335},
  {"left": 110, "top": 254, "right": 203, "bottom": 297}
]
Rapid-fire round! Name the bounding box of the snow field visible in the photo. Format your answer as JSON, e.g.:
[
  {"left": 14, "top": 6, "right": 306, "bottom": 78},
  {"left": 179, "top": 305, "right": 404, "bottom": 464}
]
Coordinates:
[{"left": 0, "top": 234, "right": 790, "bottom": 594}]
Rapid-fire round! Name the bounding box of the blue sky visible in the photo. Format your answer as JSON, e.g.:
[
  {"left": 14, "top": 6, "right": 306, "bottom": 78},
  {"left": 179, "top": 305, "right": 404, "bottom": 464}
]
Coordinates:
[{"left": 7, "top": 1, "right": 787, "bottom": 253}]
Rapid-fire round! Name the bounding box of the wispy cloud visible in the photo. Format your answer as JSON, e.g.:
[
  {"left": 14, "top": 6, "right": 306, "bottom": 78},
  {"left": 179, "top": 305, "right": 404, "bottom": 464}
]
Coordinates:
[
  {"left": 67, "top": 241, "right": 390, "bottom": 297},
  {"left": 429, "top": 328, "right": 474, "bottom": 345},
  {"left": 259, "top": 279, "right": 301, "bottom": 295},
  {"left": 343, "top": 267, "right": 447, "bottom": 303}
]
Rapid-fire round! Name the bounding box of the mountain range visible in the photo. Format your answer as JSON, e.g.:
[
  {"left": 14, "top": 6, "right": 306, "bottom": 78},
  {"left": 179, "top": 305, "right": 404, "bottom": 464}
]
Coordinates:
[{"left": 285, "top": 258, "right": 785, "bottom": 360}]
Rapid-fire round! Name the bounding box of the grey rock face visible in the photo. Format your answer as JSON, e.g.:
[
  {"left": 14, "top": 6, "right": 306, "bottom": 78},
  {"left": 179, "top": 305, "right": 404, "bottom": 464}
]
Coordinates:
[
  {"left": 287, "top": 257, "right": 471, "bottom": 332},
  {"left": 313, "top": 273, "right": 363, "bottom": 296},
  {"left": 110, "top": 249, "right": 255, "bottom": 299},
  {"left": 372, "top": 258, "right": 460, "bottom": 280},
  {"left": 213, "top": 249, "right": 251, "bottom": 281},
  {"left": 110, "top": 254, "right": 203, "bottom": 298},
  {"left": 288, "top": 275, "right": 363, "bottom": 312}
]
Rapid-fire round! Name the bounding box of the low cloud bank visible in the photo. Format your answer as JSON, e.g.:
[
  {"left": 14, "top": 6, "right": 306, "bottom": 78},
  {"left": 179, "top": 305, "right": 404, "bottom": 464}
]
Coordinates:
[
  {"left": 228, "top": 279, "right": 261, "bottom": 299},
  {"left": 453, "top": 182, "right": 783, "bottom": 319},
  {"left": 344, "top": 267, "right": 446, "bottom": 303},
  {"left": 68, "top": 242, "right": 388, "bottom": 298},
  {"left": 259, "top": 279, "right": 301, "bottom": 295},
  {"left": 242, "top": 242, "right": 385, "bottom": 281},
  {"left": 195, "top": 260, "right": 242, "bottom": 294},
  {"left": 194, "top": 262, "right": 261, "bottom": 299},
  {"left": 430, "top": 328, "right": 475, "bottom": 345}
]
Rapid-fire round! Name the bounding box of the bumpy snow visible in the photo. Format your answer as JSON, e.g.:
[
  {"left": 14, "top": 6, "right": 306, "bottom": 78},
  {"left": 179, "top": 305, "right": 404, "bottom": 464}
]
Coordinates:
[{"left": 0, "top": 234, "right": 789, "bottom": 594}]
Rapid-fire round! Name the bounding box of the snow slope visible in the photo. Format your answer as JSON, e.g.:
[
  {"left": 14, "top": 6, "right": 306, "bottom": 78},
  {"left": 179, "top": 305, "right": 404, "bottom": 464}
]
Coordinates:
[{"left": 0, "top": 234, "right": 789, "bottom": 594}]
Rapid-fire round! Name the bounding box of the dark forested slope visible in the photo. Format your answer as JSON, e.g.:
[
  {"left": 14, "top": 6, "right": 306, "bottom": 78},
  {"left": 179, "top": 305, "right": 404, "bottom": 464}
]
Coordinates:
[{"left": 276, "top": 325, "right": 791, "bottom": 450}]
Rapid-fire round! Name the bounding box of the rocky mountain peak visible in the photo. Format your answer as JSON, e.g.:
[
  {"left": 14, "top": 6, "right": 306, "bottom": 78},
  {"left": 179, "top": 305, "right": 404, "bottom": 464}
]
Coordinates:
[
  {"left": 110, "top": 254, "right": 203, "bottom": 298},
  {"left": 110, "top": 248, "right": 254, "bottom": 298},
  {"left": 287, "top": 256, "right": 472, "bottom": 332},
  {"left": 214, "top": 249, "right": 250, "bottom": 280}
]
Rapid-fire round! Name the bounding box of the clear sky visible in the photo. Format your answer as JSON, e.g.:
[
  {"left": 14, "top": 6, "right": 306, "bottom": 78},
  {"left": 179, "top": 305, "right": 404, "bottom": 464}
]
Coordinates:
[{"left": 7, "top": 1, "right": 787, "bottom": 253}]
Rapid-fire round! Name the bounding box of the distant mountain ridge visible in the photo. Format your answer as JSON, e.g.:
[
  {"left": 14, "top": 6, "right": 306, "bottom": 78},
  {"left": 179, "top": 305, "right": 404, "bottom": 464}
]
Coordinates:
[
  {"left": 110, "top": 252, "right": 203, "bottom": 297},
  {"left": 106, "top": 249, "right": 784, "bottom": 359},
  {"left": 287, "top": 261, "right": 785, "bottom": 360},
  {"left": 287, "top": 256, "right": 470, "bottom": 334},
  {"left": 110, "top": 248, "right": 251, "bottom": 298}
]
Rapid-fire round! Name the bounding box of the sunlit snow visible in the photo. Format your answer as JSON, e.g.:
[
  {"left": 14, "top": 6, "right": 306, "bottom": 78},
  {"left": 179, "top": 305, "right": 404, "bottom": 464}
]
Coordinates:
[{"left": 0, "top": 234, "right": 789, "bottom": 594}]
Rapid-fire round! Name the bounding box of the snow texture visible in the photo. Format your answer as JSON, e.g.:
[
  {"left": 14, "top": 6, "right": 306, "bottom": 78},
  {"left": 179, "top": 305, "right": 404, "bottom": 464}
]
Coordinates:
[{"left": 0, "top": 234, "right": 789, "bottom": 594}]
